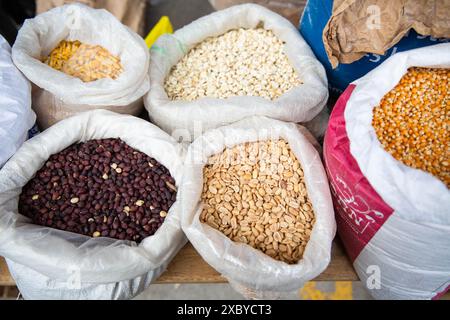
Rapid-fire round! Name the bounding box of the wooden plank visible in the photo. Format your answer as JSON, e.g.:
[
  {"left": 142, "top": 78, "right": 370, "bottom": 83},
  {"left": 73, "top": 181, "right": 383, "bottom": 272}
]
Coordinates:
[
  {"left": 0, "top": 286, "right": 19, "bottom": 299},
  {"left": 0, "top": 257, "right": 14, "bottom": 286},
  {"left": 156, "top": 240, "right": 358, "bottom": 283},
  {"left": 156, "top": 243, "right": 226, "bottom": 283},
  {"left": 0, "top": 239, "right": 356, "bottom": 286},
  {"left": 314, "top": 240, "right": 358, "bottom": 281}
]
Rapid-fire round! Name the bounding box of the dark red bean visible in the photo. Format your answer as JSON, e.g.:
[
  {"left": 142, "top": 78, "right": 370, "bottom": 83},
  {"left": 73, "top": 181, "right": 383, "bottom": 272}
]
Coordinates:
[{"left": 18, "top": 138, "right": 177, "bottom": 243}]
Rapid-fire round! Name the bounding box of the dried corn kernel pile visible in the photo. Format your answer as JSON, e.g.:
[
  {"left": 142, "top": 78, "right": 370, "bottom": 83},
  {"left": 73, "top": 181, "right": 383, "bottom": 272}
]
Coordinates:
[
  {"left": 372, "top": 67, "right": 449, "bottom": 187},
  {"left": 165, "top": 28, "right": 303, "bottom": 101},
  {"left": 45, "top": 40, "right": 123, "bottom": 82},
  {"left": 200, "top": 140, "right": 315, "bottom": 264}
]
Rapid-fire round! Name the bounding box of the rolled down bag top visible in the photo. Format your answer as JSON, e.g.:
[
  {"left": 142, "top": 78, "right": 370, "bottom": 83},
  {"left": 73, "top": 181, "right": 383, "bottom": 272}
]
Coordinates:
[
  {"left": 324, "top": 43, "right": 450, "bottom": 300},
  {"left": 0, "top": 34, "right": 36, "bottom": 168},
  {"left": 12, "top": 3, "right": 150, "bottom": 129},
  {"left": 0, "top": 110, "right": 186, "bottom": 300},
  {"left": 181, "top": 116, "right": 336, "bottom": 298},
  {"left": 145, "top": 4, "right": 328, "bottom": 141}
]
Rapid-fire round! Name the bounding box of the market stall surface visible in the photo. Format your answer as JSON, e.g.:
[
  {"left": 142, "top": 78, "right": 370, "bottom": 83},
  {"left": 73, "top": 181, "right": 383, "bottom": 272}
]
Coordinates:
[{"left": 1, "top": 240, "right": 374, "bottom": 300}]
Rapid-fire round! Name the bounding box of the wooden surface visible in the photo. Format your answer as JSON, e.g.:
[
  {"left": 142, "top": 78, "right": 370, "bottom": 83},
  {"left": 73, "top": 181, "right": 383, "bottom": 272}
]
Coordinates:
[
  {"left": 2, "top": 242, "right": 449, "bottom": 299},
  {"left": 0, "top": 240, "right": 356, "bottom": 287},
  {"left": 157, "top": 240, "right": 357, "bottom": 283},
  {"left": 0, "top": 257, "right": 14, "bottom": 287}
]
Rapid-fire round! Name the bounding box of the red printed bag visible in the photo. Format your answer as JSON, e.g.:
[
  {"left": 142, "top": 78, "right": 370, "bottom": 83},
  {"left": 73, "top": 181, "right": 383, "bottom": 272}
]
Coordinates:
[{"left": 324, "top": 44, "right": 450, "bottom": 300}]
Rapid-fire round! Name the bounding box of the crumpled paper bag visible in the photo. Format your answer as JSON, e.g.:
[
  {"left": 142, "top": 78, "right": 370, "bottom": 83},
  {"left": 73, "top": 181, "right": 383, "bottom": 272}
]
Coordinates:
[{"left": 323, "top": 0, "right": 450, "bottom": 68}]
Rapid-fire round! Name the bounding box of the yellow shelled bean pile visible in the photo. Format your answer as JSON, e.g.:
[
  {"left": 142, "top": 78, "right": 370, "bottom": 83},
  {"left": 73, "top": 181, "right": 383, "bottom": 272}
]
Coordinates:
[{"left": 44, "top": 40, "right": 123, "bottom": 82}]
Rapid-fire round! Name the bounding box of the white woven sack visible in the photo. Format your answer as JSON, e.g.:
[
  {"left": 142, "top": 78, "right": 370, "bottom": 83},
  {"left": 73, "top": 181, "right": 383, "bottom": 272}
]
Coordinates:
[
  {"left": 345, "top": 43, "right": 450, "bottom": 299},
  {"left": 0, "top": 35, "right": 36, "bottom": 168},
  {"left": 12, "top": 3, "right": 150, "bottom": 129},
  {"left": 0, "top": 110, "right": 186, "bottom": 300},
  {"left": 145, "top": 4, "right": 328, "bottom": 141},
  {"left": 181, "top": 116, "right": 336, "bottom": 298}
]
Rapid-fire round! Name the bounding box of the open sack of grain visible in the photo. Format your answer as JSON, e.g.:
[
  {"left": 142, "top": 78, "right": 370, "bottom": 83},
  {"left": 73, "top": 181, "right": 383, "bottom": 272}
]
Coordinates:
[
  {"left": 145, "top": 4, "right": 328, "bottom": 141},
  {"left": 12, "top": 3, "right": 150, "bottom": 130},
  {"left": 181, "top": 116, "right": 336, "bottom": 298},
  {"left": 324, "top": 43, "right": 450, "bottom": 299},
  {"left": 0, "top": 110, "right": 186, "bottom": 300}
]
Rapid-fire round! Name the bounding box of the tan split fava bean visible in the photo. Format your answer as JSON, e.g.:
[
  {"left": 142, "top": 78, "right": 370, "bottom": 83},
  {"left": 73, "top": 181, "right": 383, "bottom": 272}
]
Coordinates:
[
  {"left": 200, "top": 139, "right": 315, "bottom": 264},
  {"left": 165, "top": 28, "right": 303, "bottom": 101}
]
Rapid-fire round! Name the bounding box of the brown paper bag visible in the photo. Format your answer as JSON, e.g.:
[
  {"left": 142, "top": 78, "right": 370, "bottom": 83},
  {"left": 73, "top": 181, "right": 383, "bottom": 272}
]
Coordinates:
[
  {"left": 323, "top": 0, "right": 450, "bottom": 68},
  {"left": 36, "top": 0, "right": 147, "bottom": 35}
]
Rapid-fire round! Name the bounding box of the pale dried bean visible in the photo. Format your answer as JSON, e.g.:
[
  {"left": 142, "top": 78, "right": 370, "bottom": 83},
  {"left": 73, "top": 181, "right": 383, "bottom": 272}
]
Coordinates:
[
  {"left": 200, "top": 140, "right": 315, "bottom": 264},
  {"left": 165, "top": 29, "right": 302, "bottom": 101}
]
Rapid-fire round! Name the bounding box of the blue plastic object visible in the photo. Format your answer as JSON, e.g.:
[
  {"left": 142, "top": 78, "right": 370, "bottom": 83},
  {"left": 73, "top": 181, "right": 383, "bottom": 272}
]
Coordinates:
[{"left": 299, "top": 0, "right": 449, "bottom": 96}]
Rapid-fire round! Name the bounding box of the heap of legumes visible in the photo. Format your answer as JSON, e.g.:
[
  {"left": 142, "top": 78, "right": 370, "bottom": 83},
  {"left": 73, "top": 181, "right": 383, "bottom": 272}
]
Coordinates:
[
  {"left": 45, "top": 40, "right": 123, "bottom": 82},
  {"left": 164, "top": 28, "right": 303, "bottom": 101},
  {"left": 200, "top": 139, "right": 315, "bottom": 264},
  {"left": 19, "top": 138, "right": 177, "bottom": 243},
  {"left": 372, "top": 67, "right": 449, "bottom": 187}
]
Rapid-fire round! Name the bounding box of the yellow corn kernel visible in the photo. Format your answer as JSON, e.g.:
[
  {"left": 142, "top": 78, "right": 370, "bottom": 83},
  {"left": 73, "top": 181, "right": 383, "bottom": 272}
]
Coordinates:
[
  {"left": 44, "top": 40, "right": 123, "bottom": 82},
  {"left": 372, "top": 67, "right": 449, "bottom": 187}
]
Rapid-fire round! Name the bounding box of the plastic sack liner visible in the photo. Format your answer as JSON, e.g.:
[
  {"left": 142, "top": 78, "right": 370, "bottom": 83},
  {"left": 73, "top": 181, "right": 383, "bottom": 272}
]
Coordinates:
[
  {"left": 0, "top": 110, "right": 186, "bottom": 300},
  {"left": 12, "top": 3, "right": 150, "bottom": 129},
  {"left": 0, "top": 35, "right": 36, "bottom": 168},
  {"left": 145, "top": 4, "right": 328, "bottom": 141},
  {"left": 181, "top": 116, "right": 336, "bottom": 298},
  {"left": 324, "top": 43, "right": 450, "bottom": 299}
]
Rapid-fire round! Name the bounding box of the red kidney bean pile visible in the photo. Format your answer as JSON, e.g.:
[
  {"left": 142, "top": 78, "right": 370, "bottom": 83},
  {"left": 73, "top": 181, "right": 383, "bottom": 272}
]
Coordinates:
[{"left": 18, "top": 138, "right": 177, "bottom": 243}]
